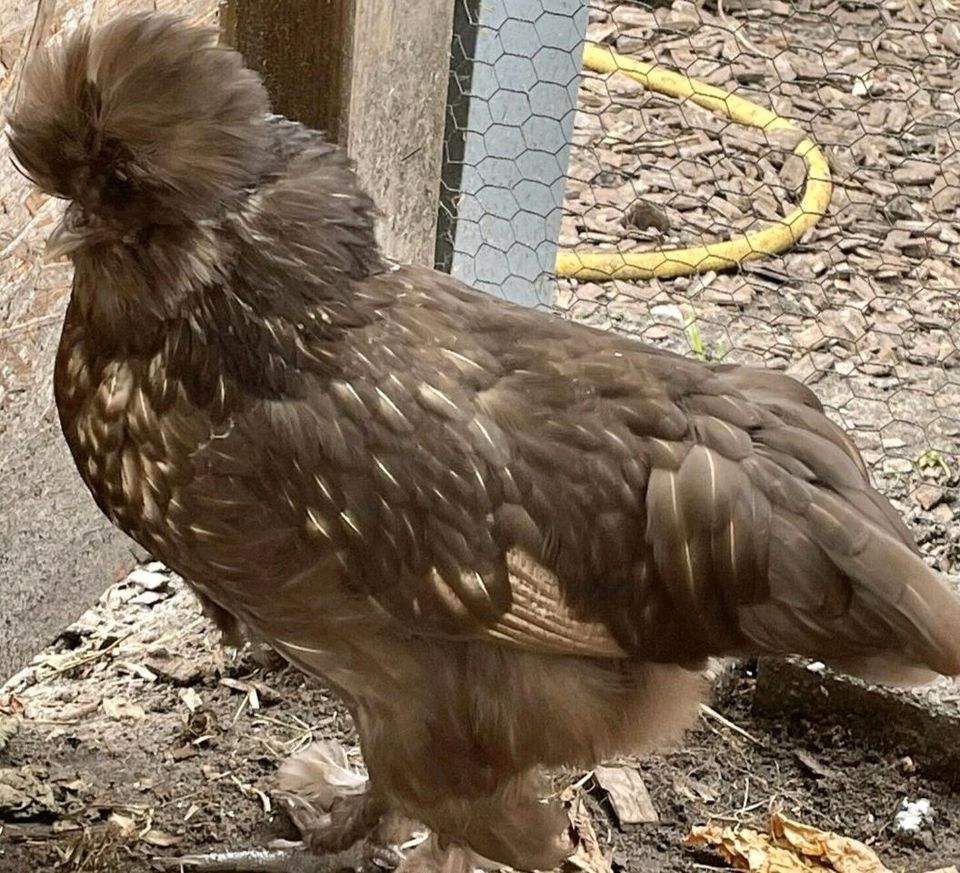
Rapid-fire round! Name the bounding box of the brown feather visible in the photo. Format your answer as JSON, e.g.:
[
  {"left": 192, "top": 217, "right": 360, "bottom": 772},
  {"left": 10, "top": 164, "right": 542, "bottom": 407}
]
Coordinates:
[{"left": 9, "top": 14, "right": 270, "bottom": 224}]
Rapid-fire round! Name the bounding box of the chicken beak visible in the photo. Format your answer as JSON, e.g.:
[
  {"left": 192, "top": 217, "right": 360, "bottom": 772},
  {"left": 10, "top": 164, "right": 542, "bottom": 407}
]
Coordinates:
[{"left": 44, "top": 218, "right": 86, "bottom": 262}]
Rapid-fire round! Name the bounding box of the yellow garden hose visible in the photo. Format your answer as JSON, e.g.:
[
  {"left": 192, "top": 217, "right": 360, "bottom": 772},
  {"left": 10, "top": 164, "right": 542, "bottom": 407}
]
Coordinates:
[{"left": 555, "top": 42, "right": 833, "bottom": 282}]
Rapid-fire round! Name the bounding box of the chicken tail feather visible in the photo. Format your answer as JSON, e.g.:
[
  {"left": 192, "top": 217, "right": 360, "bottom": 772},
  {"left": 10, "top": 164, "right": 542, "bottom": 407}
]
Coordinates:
[{"left": 819, "top": 517, "right": 960, "bottom": 680}]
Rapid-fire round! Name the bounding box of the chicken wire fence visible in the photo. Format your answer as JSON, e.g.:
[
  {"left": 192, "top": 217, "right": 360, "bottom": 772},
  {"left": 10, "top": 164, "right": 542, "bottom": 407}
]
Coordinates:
[{"left": 434, "top": 0, "right": 960, "bottom": 577}]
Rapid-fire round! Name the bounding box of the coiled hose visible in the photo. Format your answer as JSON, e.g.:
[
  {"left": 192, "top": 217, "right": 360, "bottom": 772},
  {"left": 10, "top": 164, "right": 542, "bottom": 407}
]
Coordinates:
[{"left": 555, "top": 42, "right": 833, "bottom": 282}]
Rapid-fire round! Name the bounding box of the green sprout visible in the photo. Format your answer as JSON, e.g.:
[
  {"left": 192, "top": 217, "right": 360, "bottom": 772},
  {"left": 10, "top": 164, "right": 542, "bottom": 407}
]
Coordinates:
[
  {"left": 915, "top": 448, "right": 952, "bottom": 479},
  {"left": 683, "top": 307, "right": 726, "bottom": 362}
]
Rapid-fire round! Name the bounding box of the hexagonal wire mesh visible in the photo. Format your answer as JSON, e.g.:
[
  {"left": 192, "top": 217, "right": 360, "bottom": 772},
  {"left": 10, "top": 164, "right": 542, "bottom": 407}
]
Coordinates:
[
  {"left": 435, "top": 0, "right": 960, "bottom": 576},
  {"left": 436, "top": 0, "right": 589, "bottom": 306}
]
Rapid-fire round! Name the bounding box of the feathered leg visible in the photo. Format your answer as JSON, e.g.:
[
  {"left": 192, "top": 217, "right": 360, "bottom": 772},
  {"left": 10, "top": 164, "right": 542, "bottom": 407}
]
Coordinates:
[
  {"left": 276, "top": 740, "right": 412, "bottom": 865},
  {"left": 406, "top": 775, "right": 575, "bottom": 873}
]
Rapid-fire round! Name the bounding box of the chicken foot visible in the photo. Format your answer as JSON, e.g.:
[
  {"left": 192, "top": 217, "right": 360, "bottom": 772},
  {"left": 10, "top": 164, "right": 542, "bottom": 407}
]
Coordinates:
[{"left": 162, "top": 742, "right": 410, "bottom": 872}]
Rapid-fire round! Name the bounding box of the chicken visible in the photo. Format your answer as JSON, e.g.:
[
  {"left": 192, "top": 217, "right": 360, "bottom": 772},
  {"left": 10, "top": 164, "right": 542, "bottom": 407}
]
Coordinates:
[{"left": 9, "top": 13, "right": 960, "bottom": 872}]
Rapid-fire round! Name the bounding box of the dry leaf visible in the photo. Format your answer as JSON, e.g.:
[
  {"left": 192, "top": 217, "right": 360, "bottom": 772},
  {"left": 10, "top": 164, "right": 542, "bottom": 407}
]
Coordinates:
[
  {"left": 686, "top": 822, "right": 813, "bottom": 872},
  {"left": 686, "top": 812, "right": 891, "bottom": 873},
  {"left": 593, "top": 765, "right": 658, "bottom": 825},
  {"left": 561, "top": 786, "right": 612, "bottom": 873},
  {"left": 116, "top": 660, "right": 158, "bottom": 682},
  {"left": 674, "top": 776, "right": 719, "bottom": 804},
  {"left": 142, "top": 829, "right": 181, "bottom": 847},
  {"left": 0, "top": 695, "right": 25, "bottom": 716},
  {"left": 221, "top": 677, "right": 261, "bottom": 710},
  {"left": 108, "top": 812, "right": 137, "bottom": 836},
  {"left": 23, "top": 190, "right": 48, "bottom": 216},
  {"left": 567, "top": 805, "right": 610, "bottom": 873},
  {"left": 102, "top": 697, "right": 146, "bottom": 721},
  {"left": 0, "top": 767, "right": 61, "bottom": 819},
  {"left": 128, "top": 567, "right": 171, "bottom": 591},
  {"left": 0, "top": 714, "right": 21, "bottom": 753},
  {"left": 277, "top": 740, "right": 367, "bottom": 809},
  {"left": 220, "top": 677, "right": 279, "bottom": 706},
  {"left": 179, "top": 687, "right": 203, "bottom": 712},
  {"left": 772, "top": 813, "right": 890, "bottom": 873}
]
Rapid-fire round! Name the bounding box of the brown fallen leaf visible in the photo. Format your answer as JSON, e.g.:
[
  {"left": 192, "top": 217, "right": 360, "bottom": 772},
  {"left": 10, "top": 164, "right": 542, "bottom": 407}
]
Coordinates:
[
  {"left": 772, "top": 814, "right": 890, "bottom": 873},
  {"left": 102, "top": 697, "right": 146, "bottom": 721},
  {"left": 178, "top": 687, "right": 203, "bottom": 713},
  {"left": 0, "top": 713, "right": 21, "bottom": 754},
  {"left": 674, "top": 776, "right": 719, "bottom": 804},
  {"left": 593, "top": 765, "right": 659, "bottom": 825},
  {"left": 108, "top": 812, "right": 138, "bottom": 837},
  {"left": 685, "top": 811, "right": 891, "bottom": 873},
  {"left": 142, "top": 829, "right": 181, "bottom": 847},
  {"left": 0, "top": 766, "right": 62, "bottom": 819},
  {"left": 560, "top": 785, "right": 612, "bottom": 873},
  {"left": 686, "top": 822, "right": 817, "bottom": 873}
]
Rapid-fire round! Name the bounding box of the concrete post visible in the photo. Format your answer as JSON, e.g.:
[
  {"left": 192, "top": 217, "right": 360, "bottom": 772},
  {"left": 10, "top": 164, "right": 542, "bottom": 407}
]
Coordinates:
[{"left": 435, "top": 0, "right": 588, "bottom": 307}]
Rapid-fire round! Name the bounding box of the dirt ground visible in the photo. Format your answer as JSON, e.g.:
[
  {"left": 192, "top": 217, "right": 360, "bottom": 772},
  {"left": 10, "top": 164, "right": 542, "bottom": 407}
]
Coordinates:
[
  {"left": 1, "top": 0, "right": 960, "bottom": 871},
  {"left": 1, "top": 571, "right": 958, "bottom": 873}
]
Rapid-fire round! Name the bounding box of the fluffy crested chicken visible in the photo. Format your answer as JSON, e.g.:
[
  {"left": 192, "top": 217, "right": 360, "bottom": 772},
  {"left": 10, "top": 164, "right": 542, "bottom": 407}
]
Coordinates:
[{"left": 10, "top": 13, "right": 960, "bottom": 873}]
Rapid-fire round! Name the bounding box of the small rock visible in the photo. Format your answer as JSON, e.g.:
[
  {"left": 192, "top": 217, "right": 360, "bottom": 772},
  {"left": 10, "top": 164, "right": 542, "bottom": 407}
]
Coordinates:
[
  {"left": 621, "top": 199, "right": 670, "bottom": 233},
  {"left": 912, "top": 484, "right": 946, "bottom": 511},
  {"left": 892, "top": 160, "right": 939, "bottom": 186},
  {"left": 907, "top": 333, "right": 950, "bottom": 365},
  {"left": 102, "top": 697, "right": 146, "bottom": 721},
  {"left": 930, "top": 503, "right": 955, "bottom": 524},
  {"left": 653, "top": 1, "right": 703, "bottom": 34},
  {"left": 940, "top": 21, "right": 960, "bottom": 55},
  {"left": 884, "top": 457, "right": 914, "bottom": 474},
  {"left": 822, "top": 308, "right": 868, "bottom": 344},
  {"left": 144, "top": 653, "right": 204, "bottom": 687},
  {"left": 882, "top": 195, "right": 918, "bottom": 221},
  {"left": 650, "top": 304, "right": 684, "bottom": 323},
  {"left": 611, "top": 5, "right": 653, "bottom": 27},
  {"left": 129, "top": 590, "right": 170, "bottom": 607},
  {"left": 590, "top": 21, "right": 617, "bottom": 44},
  {"left": 703, "top": 280, "right": 754, "bottom": 307},
  {"left": 795, "top": 323, "right": 829, "bottom": 351},
  {"left": 572, "top": 283, "right": 608, "bottom": 303},
  {"left": 932, "top": 172, "right": 960, "bottom": 212}
]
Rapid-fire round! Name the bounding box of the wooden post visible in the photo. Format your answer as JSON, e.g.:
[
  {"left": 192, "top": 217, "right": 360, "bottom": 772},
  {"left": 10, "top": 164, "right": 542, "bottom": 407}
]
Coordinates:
[
  {"left": 222, "top": 0, "right": 455, "bottom": 266},
  {"left": 221, "top": 0, "right": 586, "bottom": 305},
  {"left": 220, "top": 0, "right": 355, "bottom": 143}
]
